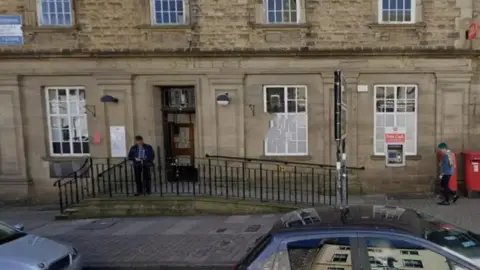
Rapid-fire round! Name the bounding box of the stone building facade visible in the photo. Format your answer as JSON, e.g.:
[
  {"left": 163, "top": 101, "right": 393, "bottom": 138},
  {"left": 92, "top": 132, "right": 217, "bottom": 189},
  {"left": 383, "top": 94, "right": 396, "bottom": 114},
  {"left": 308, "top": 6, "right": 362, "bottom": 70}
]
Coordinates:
[{"left": 0, "top": 0, "right": 479, "bottom": 200}]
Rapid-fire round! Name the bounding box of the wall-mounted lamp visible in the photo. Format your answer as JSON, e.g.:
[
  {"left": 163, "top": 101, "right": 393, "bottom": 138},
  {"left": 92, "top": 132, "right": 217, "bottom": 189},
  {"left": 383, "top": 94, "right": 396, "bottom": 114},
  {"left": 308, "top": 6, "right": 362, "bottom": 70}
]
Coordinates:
[
  {"left": 216, "top": 93, "right": 230, "bottom": 106},
  {"left": 85, "top": 95, "right": 119, "bottom": 118},
  {"left": 100, "top": 95, "right": 119, "bottom": 103}
]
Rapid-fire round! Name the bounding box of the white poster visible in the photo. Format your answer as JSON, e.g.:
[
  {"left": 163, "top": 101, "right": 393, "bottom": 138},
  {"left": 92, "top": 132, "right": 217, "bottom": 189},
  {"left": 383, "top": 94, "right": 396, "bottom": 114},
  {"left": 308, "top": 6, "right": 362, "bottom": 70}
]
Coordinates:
[{"left": 109, "top": 126, "right": 127, "bottom": 157}]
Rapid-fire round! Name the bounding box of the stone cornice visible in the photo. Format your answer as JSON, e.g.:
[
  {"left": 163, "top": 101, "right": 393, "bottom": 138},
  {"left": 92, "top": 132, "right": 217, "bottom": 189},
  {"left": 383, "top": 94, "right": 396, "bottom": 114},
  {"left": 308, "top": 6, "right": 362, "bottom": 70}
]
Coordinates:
[
  {"left": 0, "top": 48, "right": 478, "bottom": 59},
  {"left": 0, "top": 75, "right": 19, "bottom": 86}
]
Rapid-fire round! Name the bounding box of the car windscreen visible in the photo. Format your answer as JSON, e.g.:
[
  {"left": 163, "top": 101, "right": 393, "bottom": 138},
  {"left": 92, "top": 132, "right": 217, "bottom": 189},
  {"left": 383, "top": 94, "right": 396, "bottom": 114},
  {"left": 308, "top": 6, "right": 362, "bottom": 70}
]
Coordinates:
[
  {"left": 419, "top": 213, "right": 480, "bottom": 258},
  {"left": 0, "top": 222, "right": 25, "bottom": 245}
]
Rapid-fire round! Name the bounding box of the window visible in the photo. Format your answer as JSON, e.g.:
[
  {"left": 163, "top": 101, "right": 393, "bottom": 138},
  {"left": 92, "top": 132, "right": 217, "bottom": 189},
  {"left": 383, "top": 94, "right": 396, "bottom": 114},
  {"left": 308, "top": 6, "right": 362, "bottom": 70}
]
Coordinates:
[
  {"left": 332, "top": 253, "right": 348, "bottom": 262},
  {"left": 264, "top": 85, "right": 307, "bottom": 156},
  {"left": 163, "top": 87, "right": 195, "bottom": 108},
  {"left": 286, "top": 237, "right": 353, "bottom": 269},
  {"left": 374, "top": 85, "right": 417, "bottom": 155},
  {"left": 365, "top": 237, "right": 455, "bottom": 269},
  {"left": 403, "top": 259, "right": 424, "bottom": 268},
  {"left": 401, "top": 250, "right": 420, "bottom": 255},
  {"left": 265, "top": 0, "right": 299, "bottom": 24},
  {"left": 379, "top": 0, "right": 415, "bottom": 23},
  {"left": 46, "top": 87, "right": 89, "bottom": 156},
  {"left": 152, "top": 0, "right": 184, "bottom": 24},
  {"left": 37, "top": 0, "right": 73, "bottom": 26}
]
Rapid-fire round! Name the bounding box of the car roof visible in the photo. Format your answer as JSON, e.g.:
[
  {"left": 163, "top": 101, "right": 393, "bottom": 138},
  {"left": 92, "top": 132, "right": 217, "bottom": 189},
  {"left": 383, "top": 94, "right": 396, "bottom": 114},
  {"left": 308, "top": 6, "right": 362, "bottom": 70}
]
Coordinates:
[{"left": 270, "top": 204, "right": 423, "bottom": 237}]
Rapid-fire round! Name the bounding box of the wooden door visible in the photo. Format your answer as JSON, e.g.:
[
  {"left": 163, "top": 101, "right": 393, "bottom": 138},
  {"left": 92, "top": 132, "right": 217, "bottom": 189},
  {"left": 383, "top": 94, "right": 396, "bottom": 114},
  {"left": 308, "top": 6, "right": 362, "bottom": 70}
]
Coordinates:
[{"left": 171, "top": 123, "right": 194, "bottom": 165}]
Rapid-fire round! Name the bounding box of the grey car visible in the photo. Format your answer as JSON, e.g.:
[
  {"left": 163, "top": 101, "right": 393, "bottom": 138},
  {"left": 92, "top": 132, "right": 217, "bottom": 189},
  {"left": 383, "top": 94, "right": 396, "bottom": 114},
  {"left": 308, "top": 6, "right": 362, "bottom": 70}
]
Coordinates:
[{"left": 0, "top": 221, "right": 83, "bottom": 270}]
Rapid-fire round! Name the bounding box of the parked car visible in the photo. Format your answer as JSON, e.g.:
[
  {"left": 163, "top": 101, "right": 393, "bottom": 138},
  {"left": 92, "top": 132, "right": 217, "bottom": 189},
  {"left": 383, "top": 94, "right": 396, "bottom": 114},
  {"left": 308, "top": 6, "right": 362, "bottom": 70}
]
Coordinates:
[
  {"left": 235, "top": 205, "right": 480, "bottom": 270},
  {"left": 0, "top": 221, "right": 82, "bottom": 269}
]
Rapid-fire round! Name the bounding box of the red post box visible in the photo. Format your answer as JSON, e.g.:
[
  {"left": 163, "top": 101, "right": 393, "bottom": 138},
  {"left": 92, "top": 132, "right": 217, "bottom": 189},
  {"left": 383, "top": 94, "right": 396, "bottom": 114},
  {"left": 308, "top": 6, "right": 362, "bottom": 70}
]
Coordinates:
[
  {"left": 463, "top": 151, "right": 480, "bottom": 197},
  {"left": 437, "top": 152, "right": 458, "bottom": 192}
]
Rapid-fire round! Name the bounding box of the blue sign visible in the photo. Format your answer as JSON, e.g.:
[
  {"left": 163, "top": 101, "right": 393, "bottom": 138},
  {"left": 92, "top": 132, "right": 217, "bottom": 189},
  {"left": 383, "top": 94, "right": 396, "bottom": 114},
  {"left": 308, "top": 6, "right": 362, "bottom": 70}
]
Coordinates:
[{"left": 0, "top": 15, "right": 23, "bottom": 45}]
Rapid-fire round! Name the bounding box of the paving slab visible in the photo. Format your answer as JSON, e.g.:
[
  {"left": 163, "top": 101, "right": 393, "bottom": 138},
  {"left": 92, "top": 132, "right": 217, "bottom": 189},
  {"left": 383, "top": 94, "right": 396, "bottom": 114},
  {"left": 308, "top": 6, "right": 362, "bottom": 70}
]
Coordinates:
[{"left": 0, "top": 196, "right": 480, "bottom": 269}]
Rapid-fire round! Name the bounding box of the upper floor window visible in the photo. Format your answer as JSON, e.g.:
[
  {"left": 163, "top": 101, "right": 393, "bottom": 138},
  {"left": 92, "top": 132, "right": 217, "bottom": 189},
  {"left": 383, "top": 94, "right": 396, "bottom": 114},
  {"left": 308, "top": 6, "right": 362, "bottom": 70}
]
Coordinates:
[
  {"left": 152, "top": 0, "right": 185, "bottom": 24},
  {"left": 374, "top": 85, "right": 417, "bottom": 156},
  {"left": 46, "top": 87, "right": 89, "bottom": 156},
  {"left": 379, "top": 0, "right": 415, "bottom": 23},
  {"left": 264, "top": 85, "right": 308, "bottom": 156},
  {"left": 37, "top": 0, "right": 73, "bottom": 26},
  {"left": 265, "top": 0, "right": 299, "bottom": 24}
]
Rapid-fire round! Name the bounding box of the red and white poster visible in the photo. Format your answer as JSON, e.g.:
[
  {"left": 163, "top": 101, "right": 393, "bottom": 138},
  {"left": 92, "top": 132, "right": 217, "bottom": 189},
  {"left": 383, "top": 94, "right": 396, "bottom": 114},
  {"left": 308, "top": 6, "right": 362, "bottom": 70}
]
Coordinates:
[
  {"left": 384, "top": 127, "right": 406, "bottom": 144},
  {"left": 468, "top": 22, "right": 478, "bottom": 40}
]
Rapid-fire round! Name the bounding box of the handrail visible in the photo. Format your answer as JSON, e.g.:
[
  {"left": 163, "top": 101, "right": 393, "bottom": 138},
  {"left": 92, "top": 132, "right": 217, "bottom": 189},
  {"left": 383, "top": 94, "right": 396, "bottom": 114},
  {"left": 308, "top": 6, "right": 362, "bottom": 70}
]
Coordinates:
[
  {"left": 97, "top": 159, "right": 128, "bottom": 177},
  {"left": 53, "top": 158, "right": 92, "bottom": 187},
  {"left": 205, "top": 154, "right": 365, "bottom": 170}
]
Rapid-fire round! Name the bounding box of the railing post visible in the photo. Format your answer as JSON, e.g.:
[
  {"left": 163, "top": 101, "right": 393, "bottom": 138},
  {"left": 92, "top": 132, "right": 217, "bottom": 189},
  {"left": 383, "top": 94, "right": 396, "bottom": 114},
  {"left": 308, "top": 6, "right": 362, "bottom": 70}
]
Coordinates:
[
  {"left": 276, "top": 165, "right": 280, "bottom": 202},
  {"left": 175, "top": 159, "right": 180, "bottom": 196},
  {"left": 124, "top": 158, "right": 129, "bottom": 196},
  {"left": 89, "top": 158, "right": 95, "bottom": 197},
  {"left": 224, "top": 160, "right": 229, "bottom": 199},
  {"left": 328, "top": 169, "right": 332, "bottom": 205},
  {"left": 311, "top": 168, "right": 315, "bottom": 206},
  {"left": 107, "top": 159, "right": 113, "bottom": 197},
  {"left": 259, "top": 163, "right": 263, "bottom": 202},
  {"left": 69, "top": 181, "right": 74, "bottom": 206},
  {"left": 158, "top": 157, "right": 163, "bottom": 196},
  {"left": 346, "top": 169, "right": 349, "bottom": 204},
  {"left": 294, "top": 166, "right": 297, "bottom": 204},
  {"left": 208, "top": 158, "right": 212, "bottom": 196},
  {"left": 242, "top": 162, "right": 246, "bottom": 200},
  {"left": 58, "top": 184, "right": 64, "bottom": 213},
  {"left": 74, "top": 172, "right": 79, "bottom": 203}
]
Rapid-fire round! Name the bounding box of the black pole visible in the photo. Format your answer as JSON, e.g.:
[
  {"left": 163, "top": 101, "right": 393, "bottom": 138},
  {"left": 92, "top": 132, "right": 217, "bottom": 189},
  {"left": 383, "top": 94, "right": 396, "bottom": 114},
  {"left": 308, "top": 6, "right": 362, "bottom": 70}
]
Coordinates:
[{"left": 334, "top": 69, "right": 348, "bottom": 206}]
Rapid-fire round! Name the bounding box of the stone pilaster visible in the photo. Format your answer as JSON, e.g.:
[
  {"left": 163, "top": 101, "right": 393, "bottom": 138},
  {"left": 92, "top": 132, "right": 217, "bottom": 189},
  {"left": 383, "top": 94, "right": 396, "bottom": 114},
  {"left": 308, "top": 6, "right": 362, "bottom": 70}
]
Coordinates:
[
  {"left": 207, "top": 75, "right": 245, "bottom": 157},
  {"left": 0, "top": 76, "right": 27, "bottom": 181},
  {"left": 435, "top": 72, "right": 472, "bottom": 151},
  {"left": 94, "top": 74, "right": 134, "bottom": 157}
]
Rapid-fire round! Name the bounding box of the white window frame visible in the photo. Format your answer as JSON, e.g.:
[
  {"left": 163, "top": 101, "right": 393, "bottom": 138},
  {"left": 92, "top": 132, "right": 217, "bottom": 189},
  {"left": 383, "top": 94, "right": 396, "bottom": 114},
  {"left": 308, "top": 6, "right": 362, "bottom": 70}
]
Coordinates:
[
  {"left": 373, "top": 84, "right": 418, "bottom": 156},
  {"left": 378, "top": 0, "right": 416, "bottom": 24},
  {"left": 331, "top": 253, "right": 349, "bottom": 262},
  {"left": 37, "top": 0, "right": 74, "bottom": 26},
  {"left": 263, "top": 85, "right": 308, "bottom": 156},
  {"left": 151, "top": 0, "right": 186, "bottom": 25},
  {"left": 402, "top": 259, "right": 423, "bottom": 268},
  {"left": 264, "top": 0, "right": 301, "bottom": 24},
  {"left": 45, "top": 86, "right": 90, "bottom": 157}
]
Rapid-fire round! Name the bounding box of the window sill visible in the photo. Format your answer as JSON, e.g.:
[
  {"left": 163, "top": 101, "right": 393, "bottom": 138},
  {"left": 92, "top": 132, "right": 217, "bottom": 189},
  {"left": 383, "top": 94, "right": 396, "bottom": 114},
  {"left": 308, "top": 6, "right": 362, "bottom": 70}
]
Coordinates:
[
  {"left": 260, "top": 155, "right": 312, "bottom": 161},
  {"left": 23, "top": 26, "right": 80, "bottom": 33},
  {"left": 42, "top": 156, "right": 90, "bottom": 161},
  {"left": 368, "top": 23, "right": 426, "bottom": 31},
  {"left": 137, "top": 24, "right": 194, "bottom": 31},
  {"left": 370, "top": 155, "right": 422, "bottom": 161},
  {"left": 251, "top": 23, "right": 311, "bottom": 30}
]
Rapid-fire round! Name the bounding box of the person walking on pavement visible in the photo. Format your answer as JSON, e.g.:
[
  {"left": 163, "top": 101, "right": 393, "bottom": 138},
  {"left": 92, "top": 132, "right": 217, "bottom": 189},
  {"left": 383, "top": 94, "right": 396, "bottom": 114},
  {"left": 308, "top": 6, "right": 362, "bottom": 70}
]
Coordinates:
[
  {"left": 437, "top": 142, "right": 459, "bottom": 205},
  {"left": 128, "top": 135, "right": 155, "bottom": 196}
]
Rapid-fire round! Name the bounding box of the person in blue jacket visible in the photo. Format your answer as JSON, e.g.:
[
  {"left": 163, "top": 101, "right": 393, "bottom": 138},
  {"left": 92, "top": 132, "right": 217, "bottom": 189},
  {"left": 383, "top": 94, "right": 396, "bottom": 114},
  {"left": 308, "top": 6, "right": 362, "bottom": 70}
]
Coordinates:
[
  {"left": 437, "top": 142, "right": 459, "bottom": 205},
  {"left": 128, "top": 135, "right": 155, "bottom": 196}
]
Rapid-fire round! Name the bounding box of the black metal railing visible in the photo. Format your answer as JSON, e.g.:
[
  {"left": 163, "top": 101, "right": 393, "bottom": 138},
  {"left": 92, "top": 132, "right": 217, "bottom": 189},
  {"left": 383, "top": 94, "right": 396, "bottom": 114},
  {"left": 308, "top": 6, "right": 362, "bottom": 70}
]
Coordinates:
[
  {"left": 53, "top": 158, "right": 93, "bottom": 213},
  {"left": 206, "top": 154, "right": 365, "bottom": 170},
  {"left": 54, "top": 151, "right": 365, "bottom": 213}
]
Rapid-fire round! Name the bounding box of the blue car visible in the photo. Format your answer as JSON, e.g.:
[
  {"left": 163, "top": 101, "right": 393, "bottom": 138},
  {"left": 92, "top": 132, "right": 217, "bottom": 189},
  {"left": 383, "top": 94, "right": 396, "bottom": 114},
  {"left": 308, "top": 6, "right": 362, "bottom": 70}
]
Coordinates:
[{"left": 235, "top": 205, "right": 480, "bottom": 270}]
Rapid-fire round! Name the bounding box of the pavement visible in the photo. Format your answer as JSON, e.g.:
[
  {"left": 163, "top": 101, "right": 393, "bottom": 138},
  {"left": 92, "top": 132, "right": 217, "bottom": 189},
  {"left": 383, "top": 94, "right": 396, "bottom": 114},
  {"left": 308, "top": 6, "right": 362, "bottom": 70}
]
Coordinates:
[{"left": 1, "top": 195, "right": 480, "bottom": 269}]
